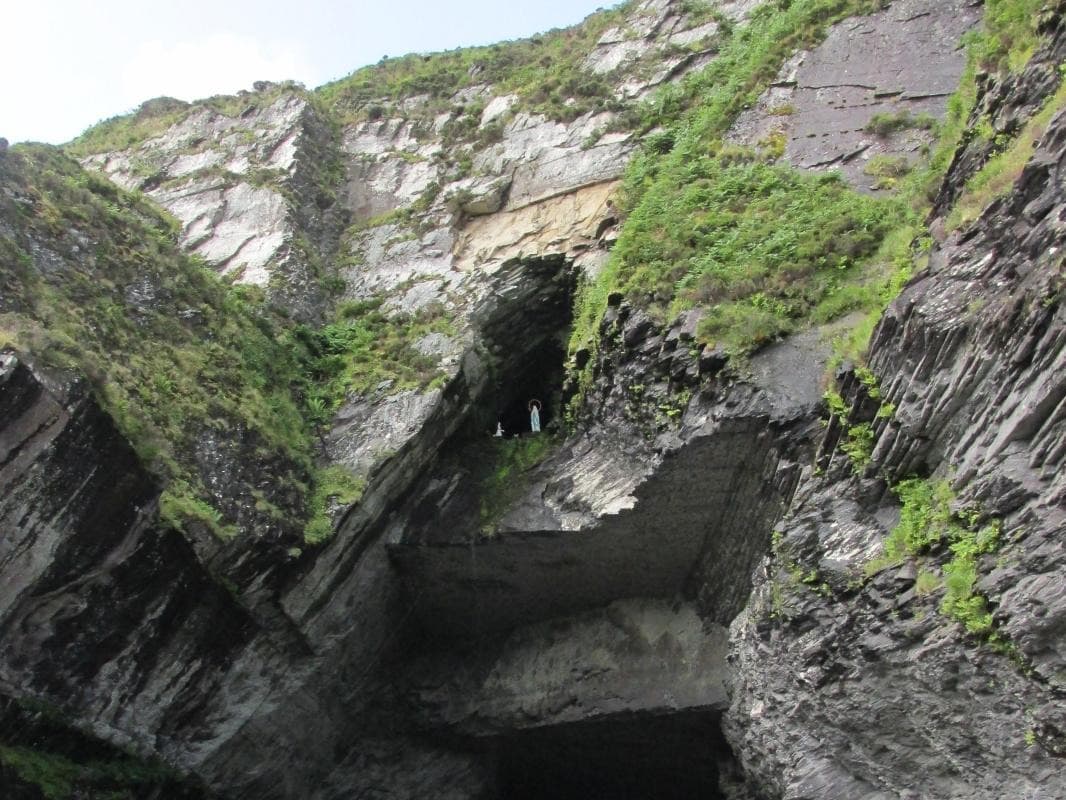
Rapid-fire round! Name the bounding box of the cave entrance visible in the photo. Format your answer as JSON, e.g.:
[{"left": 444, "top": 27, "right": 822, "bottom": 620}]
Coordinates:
[
  {"left": 493, "top": 712, "right": 728, "bottom": 800},
  {"left": 494, "top": 335, "right": 565, "bottom": 436},
  {"left": 476, "top": 254, "right": 576, "bottom": 439},
  {"left": 392, "top": 253, "right": 579, "bottom": 547}
]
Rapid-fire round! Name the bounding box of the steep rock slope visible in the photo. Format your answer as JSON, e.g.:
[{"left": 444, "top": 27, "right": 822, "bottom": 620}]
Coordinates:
[
  {"left": 4, "top": 4, "right": 776, "bottom": 796},
  {"left": 725, "top": 15, "right": 1066, "bottom": 798},
  {"left": 729, "top": 0, "right": 982, "bottom": 191},
  {"left": 69, "top": 1, "right": 752, "bottom": 516},
  {"left": 0, "top": 355, "right": 256, "bottom": 793},
  {"left": 76, "top": 88, "right": 346, "bottom": 322}
]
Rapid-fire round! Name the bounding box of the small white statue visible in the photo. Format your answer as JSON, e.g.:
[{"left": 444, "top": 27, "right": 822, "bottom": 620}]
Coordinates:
[{"left": 528, "top": 399, "right": 542, "bottom": 433}]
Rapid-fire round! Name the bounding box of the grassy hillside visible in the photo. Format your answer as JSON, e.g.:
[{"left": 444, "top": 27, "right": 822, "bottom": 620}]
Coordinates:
[
  {"left": 0, "top": 144, "right": 314, "bottom": 536},
  {"left": 0, "top": 146, "right": 446, "bottom": 543},
  {"left": 567, "top": 0, "right": 1054, "bottom": 390}
]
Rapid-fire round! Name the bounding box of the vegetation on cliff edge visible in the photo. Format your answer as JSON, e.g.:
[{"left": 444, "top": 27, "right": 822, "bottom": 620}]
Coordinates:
[
  {"left": 568, "top": 0, "right": 1055, "bottom": 399},
  {"left": 567, "top": 0, "right": 918, "bottom": 380},
  {"left": 0, "top": 145, "right": 425, "bottom": 544},
  {"left": 317, "top": 1, "right": 723, "bottom": 126},
  {"left": 0, "top": 696, "right": 206, "bottom": 800}
]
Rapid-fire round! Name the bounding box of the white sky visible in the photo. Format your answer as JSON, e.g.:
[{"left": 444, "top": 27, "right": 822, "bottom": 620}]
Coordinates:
[{"left": 2, "top": 0, "right": 615, "bottom": 144}]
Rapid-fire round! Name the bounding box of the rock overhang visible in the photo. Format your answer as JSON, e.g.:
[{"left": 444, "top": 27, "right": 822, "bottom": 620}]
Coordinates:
[{"left": 389, "top": 329, "right": 832, "bottom": 638}]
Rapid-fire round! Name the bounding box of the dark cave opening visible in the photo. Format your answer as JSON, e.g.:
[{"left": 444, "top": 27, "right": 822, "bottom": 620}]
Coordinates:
[
  {"left": 493, "top": 712, "right": 728, "bottom": 800},
  {"left": 475, "top": 254, "right": 576, "bottom": 439},
  {"left": 493, "top": 335, "right": 567, "bottom": 436},
  {"left": 393, "top": 253, "right": 578, "bottom": 547}
]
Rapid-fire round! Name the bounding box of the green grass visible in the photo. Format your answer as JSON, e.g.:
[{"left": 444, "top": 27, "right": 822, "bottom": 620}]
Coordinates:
[
  {"left": 612, "top": 0, "right": 888, "bottom": 139},
  {"left": 160, "top": 483, "right": 239, "bottom": 539},
  {"left": 1, "top": 146, "right": 311, "bottom": 492},
  {"left": 573, "top": 135, "right": 912, "bottom": 361},
  {"left": 874, "top": 478, "right": 1004, "bottom": 637},
  {"left": 568, "top": 0, "right": 913, "bottom": 378},
  {"left": 863, "top": 154, "right": 913, "bottom": 190},
  {"left": 884, "top": 478, "right": 959, "bottom": 558},
  {"left": 907, "top": 0, "right": 1051, "bottom": 206},
  {"left": 303, "top": 466, "right": 366, "bottom": 543},
  {"left": 0, "top": 145, "right": 409, "bottom": 545},
  {"left": 478, "top": 435, "right": 556, "bottom": 534},
  {"left": 568, "top": 0, "right": 1055, "bottom": 402},
  {"left": 840, "top": 422, "right": 875, "bottom": 469},
  {"left": 65, "top": 97, "right": 192, "bottom": 157},
  {"left": 0, "top": 149, "right": 311, "bottom": 539},
  {"left": 864, "top": 109, "right": 938, "bottom": 136},
  {"left": 288, "top": 297, "right": 453, "bottom": 424},
  {"left": 317, "top": 1, "right": 722, "bottom": 128},
  {"left": 67, "top": 82, "right": 308, "bottom": 156},
  {"left": 948, "top": 79, "right": 1066, "bottom": 230},
  {"left": 0, "top": 745, "right": 182, "bottom": 800},
  {"left": 967, "top": 0, "right": 1049, "bottom": 72}
]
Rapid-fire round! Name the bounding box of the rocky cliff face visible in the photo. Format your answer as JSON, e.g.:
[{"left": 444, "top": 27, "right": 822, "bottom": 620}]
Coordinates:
[
  {"left": 726, "top": 16, "right": 1066, "bottom": 796},
  {"left": 1, "top": 0, "right": 1064, "bottom": 798}
]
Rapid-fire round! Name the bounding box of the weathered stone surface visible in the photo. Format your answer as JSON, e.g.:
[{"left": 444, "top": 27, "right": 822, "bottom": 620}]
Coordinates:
[
  {"left": 454, "top": 181, "right": 618, "bottom": 272},
  {"left": 342, "top": 117, "right": 441, "bottom": 220},
  {"left": 329, "top": 388, "right": 445, "bottom": 477},
  {"left": 406, "top": 599, "right": 729, "bottom": 734},
  {"left": 341, "top": 221, "right": 457, "bottom": 302},
  {"left": 11, "top": 2, "right": 1064, "bottom": 799},
  {"left": 933, "top": 6, "right": 1066, "bottom": 217},
  {"left": 391, "top": 320, "right": 829, "bottom": 637},
  {"left": 583, "top": 0, "right": 725, "bottom": 77},
  {"left": 312, "top": 738, "right": 490, "bottom": 800},
  {"left": 480, "top": 94, "right": 518, "bottom": 126},
  {"left": 0, "top": 354, "right": 269, "bottom": 776},
  {"left": 84, "top": 93, "right": 303, "bottom": 267},
  {"left": 445, "top": 174, "right": 512, "bottom": 216},
  {"left": 729, "top": 0, "right": 981, "bottom": 191},
  {"left": 162, "top": 179, "right": 289, "bottom": 283},
  {"left": 81, "top": 89, "right": 344, "bottom": 320}
]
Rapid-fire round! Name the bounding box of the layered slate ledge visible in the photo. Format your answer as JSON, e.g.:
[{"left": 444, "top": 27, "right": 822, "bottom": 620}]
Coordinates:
[
  {"left": 0, "top": 354, "right": 256, "bottom": 772},
  {"left": 728, "top": 0, "right": 981, "bottom": 191},
  {"left": 724, "top": 82, "right": 1066, "bottom": 799},
  {"left": 383, "top": 327, "right": 830, "bottom": 796}
]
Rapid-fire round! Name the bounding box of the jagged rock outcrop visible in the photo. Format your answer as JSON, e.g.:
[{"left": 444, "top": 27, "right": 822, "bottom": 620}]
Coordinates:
[
  {"left": 390, "top": 323, "right": 829, "bottom": 636},
  {"left": 724, "top": 91, "right": 1066, "bottom": 800},
  {"left": 932, "top": 4, "right": 1066, "bottom": 216},
  {"left": 82, "top": 86, "right": 346, "bottom": 321},
  {"left": 0, "top": 354, "right": 266, "bottom": 780},
  {"left": 405, "top": 599, "right": 730, "bottom": 734}
]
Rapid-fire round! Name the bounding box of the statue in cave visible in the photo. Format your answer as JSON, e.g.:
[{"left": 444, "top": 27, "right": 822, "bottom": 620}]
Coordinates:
[{"left": 528, "top": 399, "right": 542, "bottom": 433}]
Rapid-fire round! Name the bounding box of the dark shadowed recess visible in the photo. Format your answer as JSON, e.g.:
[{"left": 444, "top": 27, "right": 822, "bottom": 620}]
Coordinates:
[
  {"left": 493, "top": 711, "right": 728, "bottom": 800},
  {"left": 396, "top": 254, "right": 578, "bottom": 548},
  {"left": 476, "top": 254, "right": 577, "bottom": 438}
]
